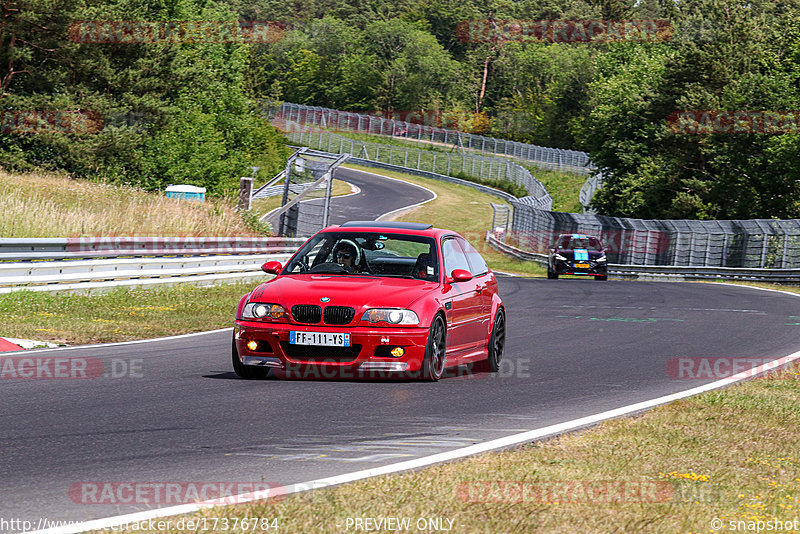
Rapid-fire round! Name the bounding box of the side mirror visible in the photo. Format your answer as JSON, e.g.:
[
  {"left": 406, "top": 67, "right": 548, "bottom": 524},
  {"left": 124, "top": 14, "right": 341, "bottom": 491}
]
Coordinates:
[
  {"left": 261, "top": 261, "right": 282, "bottom": 275},
  {"left": 447, "top": 269, "right": 473, "bottom": 283}
]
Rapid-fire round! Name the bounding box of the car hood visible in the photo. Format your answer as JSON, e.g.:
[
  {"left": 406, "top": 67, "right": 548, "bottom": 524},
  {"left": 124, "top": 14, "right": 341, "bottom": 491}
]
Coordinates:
[{"left": 249, "top": 274, "right": 439, "bottom": 310}]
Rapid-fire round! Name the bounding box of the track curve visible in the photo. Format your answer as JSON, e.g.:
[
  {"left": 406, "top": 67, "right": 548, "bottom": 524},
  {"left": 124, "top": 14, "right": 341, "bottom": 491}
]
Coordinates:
[
  {"left": 2, "top": 279, "right": 800, "bottom": 528},
  {"left": 285, "top": 167, "right": 435, "bottom": 231}
]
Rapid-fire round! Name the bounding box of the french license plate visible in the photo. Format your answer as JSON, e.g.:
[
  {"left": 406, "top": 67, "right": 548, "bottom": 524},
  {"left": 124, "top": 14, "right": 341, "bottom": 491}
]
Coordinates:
[
  {"left": 290, "top": 331, "right": 351, "bottom": 347},
  {"left": 574, "top": 262, "right": 590, "bottom": 268}
]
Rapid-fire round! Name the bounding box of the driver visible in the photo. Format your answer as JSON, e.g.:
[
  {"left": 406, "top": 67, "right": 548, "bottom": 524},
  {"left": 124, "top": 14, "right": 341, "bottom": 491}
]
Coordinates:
[{"left": 333, "top": 241, "right": 359, "bottom": 271}]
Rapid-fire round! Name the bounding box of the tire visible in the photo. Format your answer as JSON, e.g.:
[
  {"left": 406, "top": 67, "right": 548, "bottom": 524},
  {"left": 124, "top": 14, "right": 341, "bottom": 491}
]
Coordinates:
[
  {"left": 473, "top": 309, "right": 505, "bottom": 373},
  {"left": 232, "top": 336, "right": 269, "bottom": 379},
  {"left": 420, "top": 315, "right": 446, "bottom": 381},
  {"left": 595, "top": 274, "right": 608, "bottom": 281}
]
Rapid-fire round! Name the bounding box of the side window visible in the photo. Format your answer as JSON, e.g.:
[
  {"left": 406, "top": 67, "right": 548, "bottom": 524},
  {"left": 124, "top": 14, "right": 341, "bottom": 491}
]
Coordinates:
[
  {"left": 442, "top": 238, "right": 471, "bottom": 275},
  {"left": 459, "top": 238, "right": 489, "bottom": 276}
]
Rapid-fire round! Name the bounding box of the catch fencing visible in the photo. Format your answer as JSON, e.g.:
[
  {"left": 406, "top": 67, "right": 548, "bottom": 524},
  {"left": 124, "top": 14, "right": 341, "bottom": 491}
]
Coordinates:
[
  {"left": 274, "top": 117, "right": 553, "bottom": 211},
  {"left": 495, "top": 204, "right": 800, "bottom": 269},
  {"left": 277, "top": 102, "right": 592, "bottom": 174}
]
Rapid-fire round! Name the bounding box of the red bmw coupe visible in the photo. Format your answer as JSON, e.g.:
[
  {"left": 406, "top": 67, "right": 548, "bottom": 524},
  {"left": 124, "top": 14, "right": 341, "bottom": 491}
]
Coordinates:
[{"left": 232, "top": 221, "right": 505, "bottom": 381}]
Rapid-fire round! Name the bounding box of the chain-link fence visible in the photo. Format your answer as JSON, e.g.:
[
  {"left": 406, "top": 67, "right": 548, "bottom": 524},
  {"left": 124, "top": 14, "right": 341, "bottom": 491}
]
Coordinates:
[
  {"left": 277, "top": 102, "right": 592, "bottom": 174},
  {"left": 275, "top": 118, "right": 553, "bottom": 211},
  {"left": 502, "top": 203, "right": 800, "bottom": 268}
]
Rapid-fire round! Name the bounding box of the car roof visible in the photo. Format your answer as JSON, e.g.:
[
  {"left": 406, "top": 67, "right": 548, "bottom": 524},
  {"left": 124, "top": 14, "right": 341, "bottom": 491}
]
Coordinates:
[{"left": 320, "top": 221, "right": 455, "bottom": 239}]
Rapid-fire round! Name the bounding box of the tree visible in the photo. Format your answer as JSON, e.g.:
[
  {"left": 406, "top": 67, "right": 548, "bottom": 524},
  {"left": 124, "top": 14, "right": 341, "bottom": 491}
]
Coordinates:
[{"left": 583, "top": 0, "right": 800, "bottom": 220}]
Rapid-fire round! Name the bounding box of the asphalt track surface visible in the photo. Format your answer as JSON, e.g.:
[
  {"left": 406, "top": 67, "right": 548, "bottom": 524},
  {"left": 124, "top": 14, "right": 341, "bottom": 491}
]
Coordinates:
[
  {"left": 3, "top": 278, "right": 800, "bottom": 529},
  {"left": 284, "top": 166, "right": 435, "bottom": 229}
]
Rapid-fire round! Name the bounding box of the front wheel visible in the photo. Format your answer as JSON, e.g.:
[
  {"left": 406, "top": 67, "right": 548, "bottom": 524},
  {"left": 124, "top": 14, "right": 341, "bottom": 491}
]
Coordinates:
[
  {"left": 232, "top": 336, "right": 269, "bottom": 379},
  {"left": 420, "top": 315, "right": 446, "bottom": 381},
  {"left": 473, "top": 309, "right": 505, "bottom": 373},
  {"left": 595, "top": 274, "right": 608, "bottom": 281}
]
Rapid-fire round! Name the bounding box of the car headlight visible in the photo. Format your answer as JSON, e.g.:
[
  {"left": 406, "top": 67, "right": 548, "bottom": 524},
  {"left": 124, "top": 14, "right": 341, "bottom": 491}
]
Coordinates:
[
  {"left": 361, "top": 308, "right": 419, "bottom": 325},
  {"left": 242, "top": 302, "right": 286, "bottom": 320},
  {"left": 554, "top": 253, "right": 567, "bottom": 261}
]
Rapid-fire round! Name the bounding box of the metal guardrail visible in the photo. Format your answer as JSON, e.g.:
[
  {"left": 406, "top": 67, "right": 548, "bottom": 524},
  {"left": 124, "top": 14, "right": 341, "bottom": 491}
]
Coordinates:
[
  {"left": 0, "top": 237, "right": 305, "bottom": 261},
  {"left": 0, "top": 237, "right": 306, "bottom": 293},
  {"left": 485, "top": 233, "right": 800, "bottom": 282}
]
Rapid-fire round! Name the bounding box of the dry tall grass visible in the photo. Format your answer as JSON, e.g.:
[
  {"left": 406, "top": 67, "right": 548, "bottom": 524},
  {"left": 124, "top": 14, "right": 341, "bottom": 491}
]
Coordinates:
[{"left": 0, "top": 171, "right": 256, "bottom": 236}]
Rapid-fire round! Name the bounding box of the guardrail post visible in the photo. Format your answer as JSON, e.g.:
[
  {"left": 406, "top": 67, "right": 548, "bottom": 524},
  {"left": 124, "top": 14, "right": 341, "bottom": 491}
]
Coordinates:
[{"left": 238, "top": 177, "right": 253, "bottom": 211}]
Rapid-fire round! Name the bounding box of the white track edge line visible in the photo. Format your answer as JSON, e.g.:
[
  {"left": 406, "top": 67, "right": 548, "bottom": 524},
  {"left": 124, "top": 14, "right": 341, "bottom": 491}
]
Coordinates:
[{"left": 1, "top": 328, "right": 231, "bottom": 355}]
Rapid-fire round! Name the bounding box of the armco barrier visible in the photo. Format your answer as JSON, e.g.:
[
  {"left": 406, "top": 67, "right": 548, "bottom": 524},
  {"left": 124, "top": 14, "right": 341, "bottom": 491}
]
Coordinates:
[
  {"left": 0, "top": 237, "right": 305, "bottom": 261},
  {"left": 0, "top": 237, "right": 306, "bottom": 293}
]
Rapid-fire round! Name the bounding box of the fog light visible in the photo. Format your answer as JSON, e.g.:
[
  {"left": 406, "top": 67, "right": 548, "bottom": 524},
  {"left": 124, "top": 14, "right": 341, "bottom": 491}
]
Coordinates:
[
  {"left": 247, "top": 340, "right": 258, "bottom": 351},
  {"left": 390, "top": 346, "right": 405, "bottom": 357}
]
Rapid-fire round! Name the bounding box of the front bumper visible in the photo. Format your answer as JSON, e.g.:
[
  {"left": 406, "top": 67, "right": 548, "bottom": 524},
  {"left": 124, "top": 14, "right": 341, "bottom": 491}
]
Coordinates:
[
  {"left": 552, "top": 260, "right": 607, "bottom": 276},
  {"left": 234, "top": 320, "right": 430, "bottom": 379}
]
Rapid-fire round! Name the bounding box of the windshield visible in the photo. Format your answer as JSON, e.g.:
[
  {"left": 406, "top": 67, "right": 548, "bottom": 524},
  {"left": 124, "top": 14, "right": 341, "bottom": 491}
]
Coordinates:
[
  {"left": 283, "top": 231, "right": 439, "bottom": 281},
  {"left": 556, "top": 235, "right": 604, "bottom": 251}
]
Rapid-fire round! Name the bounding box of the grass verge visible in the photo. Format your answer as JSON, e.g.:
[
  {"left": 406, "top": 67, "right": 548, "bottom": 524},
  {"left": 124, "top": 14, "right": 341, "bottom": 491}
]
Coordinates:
[
  {"left": 0, "top": 283, "right": 252, "bottom": 345},
  {"left": 524, "top": 166, "right": 587, "bottom": 214},
  {"left": 0, "top": 170, "right": 256, "bottom": 237}
]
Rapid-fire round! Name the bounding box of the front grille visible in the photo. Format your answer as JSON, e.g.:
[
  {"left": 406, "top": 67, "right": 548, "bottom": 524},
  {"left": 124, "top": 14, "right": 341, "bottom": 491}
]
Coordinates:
[
  {"left": 292, "top": 304, "right": 321, "bottom": 323},
  {"left": 323, "top": 306, "right": 355, "bottom": 325},
  {"left": 280, "top": 342, "right": 362, "bottom": 362}
]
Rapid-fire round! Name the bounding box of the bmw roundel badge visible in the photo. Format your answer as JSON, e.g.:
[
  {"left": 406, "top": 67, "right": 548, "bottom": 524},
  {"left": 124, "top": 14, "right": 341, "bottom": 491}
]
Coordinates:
[{"left": 320, "top": 297, "right": 330, "bottom": 302}]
